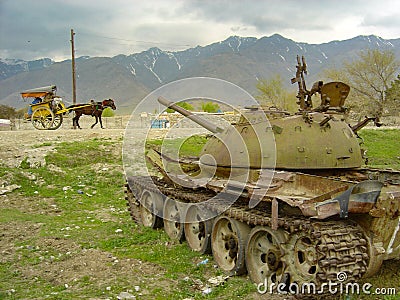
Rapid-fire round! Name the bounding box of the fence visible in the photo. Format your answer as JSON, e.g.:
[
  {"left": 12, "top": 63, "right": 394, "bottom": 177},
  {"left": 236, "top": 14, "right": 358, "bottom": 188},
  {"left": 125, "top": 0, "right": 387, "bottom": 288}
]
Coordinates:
[
  {"left": 8, "top": 113, "right": 240, "bottom": 131},
  {"left": 10, "top": 115, "right": 130, "bottom": 131}
]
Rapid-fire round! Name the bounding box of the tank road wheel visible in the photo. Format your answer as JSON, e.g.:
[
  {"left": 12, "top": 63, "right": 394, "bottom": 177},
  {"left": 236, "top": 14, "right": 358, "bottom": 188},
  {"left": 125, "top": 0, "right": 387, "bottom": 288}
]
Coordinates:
[
  {"left": 184, "top": 204, "right": 214, "bottom": 254},
  {"left": 163, "top": 198, "right": 185, "bottom": 242},
  {"left": 246, "top": 226, "right": 287, "bottom": 286},
  {"left": 49, "top": 114, "right": 63, "bottom": 130},
  {"left": 363, "top": 234, "right": 384, "bottom": 277},
  {"left": 31, "top": 107, "right": 54, "bottom": 130},
  {"left": 211, "top": 216, "right": 250, "bottom": 275},
  {"left": 139, "top": 191, "right": 163, "bottom": 229},
  {"left": 281, "top": 231, "right": 319, "bottom": 284}
]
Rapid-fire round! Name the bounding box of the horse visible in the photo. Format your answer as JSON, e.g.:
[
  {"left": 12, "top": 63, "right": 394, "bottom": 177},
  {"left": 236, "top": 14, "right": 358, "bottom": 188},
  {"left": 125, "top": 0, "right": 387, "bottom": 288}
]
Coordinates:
[{"left": 67, "top": 99, "right": 116, "bottom": 129}]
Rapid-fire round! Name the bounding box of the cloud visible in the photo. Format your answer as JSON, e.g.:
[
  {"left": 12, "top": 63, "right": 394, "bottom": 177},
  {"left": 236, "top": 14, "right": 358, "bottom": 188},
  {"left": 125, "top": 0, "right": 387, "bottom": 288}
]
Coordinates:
[
  {"left": 362, "top": 12, "right": 400, "bottom": 28},
  {"left": 179, "top": 1, "right": 334, "bottom": 31},
  {"left": 179, "top": 0, "right": 400, "bottom": 42}
]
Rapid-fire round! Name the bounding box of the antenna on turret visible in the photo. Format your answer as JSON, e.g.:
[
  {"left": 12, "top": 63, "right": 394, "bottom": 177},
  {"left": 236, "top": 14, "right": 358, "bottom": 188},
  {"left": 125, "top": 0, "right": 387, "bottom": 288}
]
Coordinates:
[{"left": 291, "top": 55, "right": 312, "bottom": 110}]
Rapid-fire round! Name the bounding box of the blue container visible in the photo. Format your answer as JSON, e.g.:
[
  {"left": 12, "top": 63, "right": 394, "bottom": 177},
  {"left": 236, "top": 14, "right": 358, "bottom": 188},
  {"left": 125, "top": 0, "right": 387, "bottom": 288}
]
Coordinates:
[{"left": 151, "top": 119, "right": 169, "bottom": 128}]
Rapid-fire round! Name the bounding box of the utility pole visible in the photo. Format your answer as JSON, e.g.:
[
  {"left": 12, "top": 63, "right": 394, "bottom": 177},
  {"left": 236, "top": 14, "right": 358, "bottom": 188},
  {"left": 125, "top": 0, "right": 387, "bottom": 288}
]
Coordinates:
[
  {"left": 70, "top": 29, "right": 76, "bottom": 105},
  {"left": 70, "top": 29, "right": 77, "bottom": 129}
]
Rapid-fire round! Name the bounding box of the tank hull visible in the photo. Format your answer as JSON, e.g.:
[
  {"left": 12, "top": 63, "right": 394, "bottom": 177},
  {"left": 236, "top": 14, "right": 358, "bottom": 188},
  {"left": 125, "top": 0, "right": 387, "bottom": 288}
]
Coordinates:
[{"left": 125, "top": 169, "right": 400, "bottom": 289}]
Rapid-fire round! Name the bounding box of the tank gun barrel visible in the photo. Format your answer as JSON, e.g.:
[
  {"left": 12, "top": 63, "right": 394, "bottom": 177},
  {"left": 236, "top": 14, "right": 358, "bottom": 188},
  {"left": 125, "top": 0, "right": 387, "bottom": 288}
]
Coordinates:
[
  {"left": 351, "top": 116, "right": 382, "bottom": 133},
  {"left": 158, "top": 96, "right": 224, "bottom": 134}
]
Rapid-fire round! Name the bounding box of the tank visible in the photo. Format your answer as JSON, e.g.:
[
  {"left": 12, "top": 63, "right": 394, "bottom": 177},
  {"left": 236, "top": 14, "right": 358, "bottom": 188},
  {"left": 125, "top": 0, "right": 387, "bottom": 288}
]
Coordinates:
[{"left": 125, "top": 56, "right": 400, "bottom": 294}]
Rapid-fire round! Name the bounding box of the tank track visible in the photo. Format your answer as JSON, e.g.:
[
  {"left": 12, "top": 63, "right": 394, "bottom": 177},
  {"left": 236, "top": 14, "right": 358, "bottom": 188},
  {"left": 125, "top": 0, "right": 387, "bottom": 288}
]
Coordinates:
[
  {"left": 125, "top": 176, "right": 369, "bottom": 285},
  {"left": 124, "top": 180, "right": 142, "bottom": 225}
]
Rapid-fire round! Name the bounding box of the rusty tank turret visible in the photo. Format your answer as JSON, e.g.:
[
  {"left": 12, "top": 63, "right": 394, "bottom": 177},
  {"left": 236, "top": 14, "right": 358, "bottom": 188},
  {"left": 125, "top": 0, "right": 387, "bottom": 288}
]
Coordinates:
[{"left": 125, "top": 56, "right": 400, "bottom": 293}]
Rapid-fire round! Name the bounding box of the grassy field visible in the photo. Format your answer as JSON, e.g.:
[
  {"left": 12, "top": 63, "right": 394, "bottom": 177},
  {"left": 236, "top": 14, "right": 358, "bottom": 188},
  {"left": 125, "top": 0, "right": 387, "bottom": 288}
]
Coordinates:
[
  {"left": 0, "top": 129, "right": 399, "bottom": 300},
  {"left": 358, "top": 129, "right": 400, "bottom": 170},
  {"left": 0, "top": 135, "right": 258, "bottom": 300}
]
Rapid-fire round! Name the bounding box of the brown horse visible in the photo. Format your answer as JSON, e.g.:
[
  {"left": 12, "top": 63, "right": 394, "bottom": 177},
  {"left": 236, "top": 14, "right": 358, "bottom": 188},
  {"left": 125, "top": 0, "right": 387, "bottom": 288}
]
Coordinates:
[{"left": 68, "top": 99, "right": 116, "bottom": 129}]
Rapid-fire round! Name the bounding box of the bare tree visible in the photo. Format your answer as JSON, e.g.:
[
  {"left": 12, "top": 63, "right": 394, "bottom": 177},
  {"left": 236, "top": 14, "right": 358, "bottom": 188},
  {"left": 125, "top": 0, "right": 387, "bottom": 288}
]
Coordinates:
[
  {"left": 255, "top": 74, "right": 296, "bottom": 112},
  {"left": 325, "top": 49, "right": 399, "bottom": 117}
]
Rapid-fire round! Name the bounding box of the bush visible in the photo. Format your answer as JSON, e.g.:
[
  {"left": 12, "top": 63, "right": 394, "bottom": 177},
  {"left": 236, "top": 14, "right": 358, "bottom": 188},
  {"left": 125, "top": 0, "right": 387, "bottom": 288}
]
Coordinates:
[
  {"left": 0, "top": 104, "right": 17, "bottom": 119},
  {"left": 201, "top": 101, "right": 220, "bottom": 113},
  {"left": 166, "top": 101, "right": 194, "bottom": 113},
  {"left": 102, "top": 107, "right": 115, "bottom": 117}
]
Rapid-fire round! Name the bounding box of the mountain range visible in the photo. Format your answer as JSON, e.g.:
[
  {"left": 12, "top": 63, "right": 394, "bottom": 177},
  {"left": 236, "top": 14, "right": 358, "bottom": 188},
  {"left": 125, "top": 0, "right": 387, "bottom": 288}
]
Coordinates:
[{"left": 1, "top": 34, "right": 399, "bottom": 113}]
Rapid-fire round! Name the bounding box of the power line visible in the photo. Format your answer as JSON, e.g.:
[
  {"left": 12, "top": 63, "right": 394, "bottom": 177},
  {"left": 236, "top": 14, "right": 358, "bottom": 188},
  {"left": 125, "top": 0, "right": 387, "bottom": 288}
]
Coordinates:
[{"left": 78, "top": 31, "right": 191, "bottom": 48}]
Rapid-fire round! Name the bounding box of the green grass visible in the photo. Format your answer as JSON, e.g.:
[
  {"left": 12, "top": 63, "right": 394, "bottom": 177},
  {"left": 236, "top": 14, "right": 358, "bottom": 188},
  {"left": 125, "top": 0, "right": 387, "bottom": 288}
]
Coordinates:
[
  {"left": 45, "top": 139, "right": 120, "bottom": 168},
  {"left": 0, "top": 129, "right": 399, "bottom": 300},
  {"left": 358, "top": 129, "right": 400, "bottom": 169},
  {"left": 146, "top": 134, "right": 209, "bottom": 158}
]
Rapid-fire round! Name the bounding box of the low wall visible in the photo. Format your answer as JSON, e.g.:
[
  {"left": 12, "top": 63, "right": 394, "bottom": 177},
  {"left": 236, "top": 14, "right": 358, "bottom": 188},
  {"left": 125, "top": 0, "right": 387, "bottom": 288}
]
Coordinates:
[
  {"left": 11, "top": 115, "right": 131, "bottom": 131},
  {"left": 10, "top": 113, "right": 241, "bottom": 131}
]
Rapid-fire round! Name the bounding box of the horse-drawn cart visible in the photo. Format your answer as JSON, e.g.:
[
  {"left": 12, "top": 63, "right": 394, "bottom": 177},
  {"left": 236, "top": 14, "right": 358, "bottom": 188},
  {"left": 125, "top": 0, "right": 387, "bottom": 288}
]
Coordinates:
[
  {"left": 21, "top": 85, "right": 116, "bottom": 130},
  {"left": 21, "top": 85, "right": 67, "bottom": 130}
]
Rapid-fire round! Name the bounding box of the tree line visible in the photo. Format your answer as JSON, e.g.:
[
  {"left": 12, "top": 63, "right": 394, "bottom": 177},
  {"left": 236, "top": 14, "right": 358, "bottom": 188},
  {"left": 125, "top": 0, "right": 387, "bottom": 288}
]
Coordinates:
[
  {"left": 165, "top": 101, "right": 221, "bottom": 113},
  {"left": 0, "top": 105, "right": 25, "bottom": 119}
]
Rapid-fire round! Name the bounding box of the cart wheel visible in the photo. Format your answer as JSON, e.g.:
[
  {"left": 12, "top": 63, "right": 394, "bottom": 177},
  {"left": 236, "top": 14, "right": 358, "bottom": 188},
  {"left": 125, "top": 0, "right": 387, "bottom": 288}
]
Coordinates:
[
  {"left": 31, "top": 107, "right": 54, "bottom": 130},
  {"left": 49, "top": 114, "right": 63, "bottom": 130}
]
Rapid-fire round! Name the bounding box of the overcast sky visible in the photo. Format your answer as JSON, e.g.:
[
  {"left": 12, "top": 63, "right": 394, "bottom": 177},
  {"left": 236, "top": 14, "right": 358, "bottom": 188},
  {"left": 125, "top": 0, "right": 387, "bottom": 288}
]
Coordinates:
[{"left": 1, "top": 0, "right": 399, "bottom": 61}]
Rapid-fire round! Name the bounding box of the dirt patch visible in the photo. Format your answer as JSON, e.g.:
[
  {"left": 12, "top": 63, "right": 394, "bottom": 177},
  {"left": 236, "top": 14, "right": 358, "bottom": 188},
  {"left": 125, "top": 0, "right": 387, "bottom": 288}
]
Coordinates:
[
  {"left": 0, "top": 193, "right": 61, "bottom": 215},
  {"left": 86, "top": 208, "right": 120, "bottom": 223},
  {"left": 19, "top": 242, "right": 172, "bottom": 296},
  {"left": 90, "top": 162, "right": 123, "bottom": 174},
  {"left": 0, "top": 220, "right": 43, "bottom": 262},
  {"left": 0, "top": 128, "right": 124, "bottom": 169}
]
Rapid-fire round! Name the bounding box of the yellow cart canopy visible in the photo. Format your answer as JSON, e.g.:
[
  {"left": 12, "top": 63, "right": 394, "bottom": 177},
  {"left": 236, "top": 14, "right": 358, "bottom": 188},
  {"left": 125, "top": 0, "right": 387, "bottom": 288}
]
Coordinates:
[{"left": 21, "top": 85, "right": 57, "bottom": 98}]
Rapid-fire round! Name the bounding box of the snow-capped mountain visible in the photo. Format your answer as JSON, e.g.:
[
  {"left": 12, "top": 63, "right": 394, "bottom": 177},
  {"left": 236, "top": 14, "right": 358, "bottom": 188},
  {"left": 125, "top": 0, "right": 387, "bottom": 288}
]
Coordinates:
[{"left": 1, "top": 34, "right": 399, "bottom": 112}]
